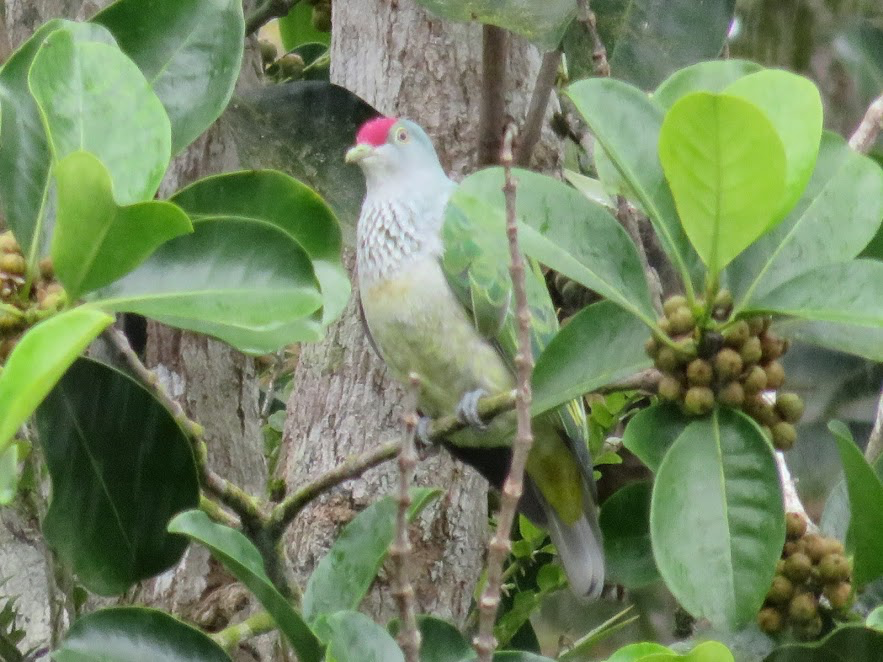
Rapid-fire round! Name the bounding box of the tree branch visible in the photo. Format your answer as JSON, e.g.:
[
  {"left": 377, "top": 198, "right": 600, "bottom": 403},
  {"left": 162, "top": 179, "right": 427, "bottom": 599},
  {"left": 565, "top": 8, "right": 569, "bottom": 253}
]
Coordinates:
[
  {"left": 474, "top": 124, "right": 533, "bottom": 661},
  {"left": 848, "top": 93, "right": 883, "bottom": 154},
  {"left": 212, "top": 610, "right": 276, "bottom": 649},
  {"left": 575, "top": 0, "right": 610, "bottom": 77},
  {"left": 245, "top": 0, "right": 300, "bottom": 38},
  {"left": 515, "top": 50, "right": 561, "bottom": 166},
  {"left": 478, "top": 25, "right": 509, "bottom": 166}
]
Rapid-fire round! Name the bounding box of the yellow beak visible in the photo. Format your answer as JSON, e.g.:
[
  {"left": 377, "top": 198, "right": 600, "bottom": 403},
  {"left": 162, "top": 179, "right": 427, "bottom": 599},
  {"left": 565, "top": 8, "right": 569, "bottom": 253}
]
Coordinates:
[{"left": 345, "top": 143, "right": 374, "bottom": 164}]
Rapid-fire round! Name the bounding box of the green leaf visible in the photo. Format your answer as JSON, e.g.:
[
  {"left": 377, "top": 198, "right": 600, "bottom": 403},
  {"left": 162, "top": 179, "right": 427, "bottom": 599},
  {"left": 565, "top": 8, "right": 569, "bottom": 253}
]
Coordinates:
[
  {"left": 224, "top": 82, "right": 378, "bottom": 246},
  {"left": 390, "top": 616, "right": 472, "bottom": 662},
  {"left": 764, "top": 623, "right": 883, "bottom": 662},
  {"left": 532, "top": 301, "right": 651, "bottom": 416},
  {"left": 323, "top": 611, "right": 404, "bottom": 662},
  {"left": 0, "top": 444, "right": 18, "bottom": 505},
  {"left": 727, "top": 131, "right": 883, "bottom": 307},
  {"left": 658, "top": 92, "right": 786, "bottom": 275},
  {"left": 410, "top": 0, "right": 575, "bottom": 50},
  {"left": 302, "top": 489, "right": 440, "bottom": 624},
  {"left": 88, "top": 215, "right": 324, "bottom": 354},
  {"left": 868, "top": 606, "right": 883, "bottom": 631},
  {"left": 653, "top": 60, "right": 763, "bottom": 109},
  {"left": 278, "top": 2, "right": 330, "bottom": 50},
  {"left": 54, "top": 607, "right": 232, "bottom": 662},
  {"left": 565, "top": 0, "right": 735, "bottom": 89},
  {"left": 28, "top": 28, "right": 171, "bottom": 204},
  {"left": 773, "top": 318, "right": 883, "bottom": 363},
  {"left": 640, "top": 641, "right": 734, "bottom": 662},
  {"left": 650, "top": 408, "right": 784, "bottom": 629},
  {"left": 600, "top": 481, "right": 659, "bottom": 588},
  {"left": 0, "top": 307, "right": 113, "bottom": 453},
  {"left": 563, "top": 170, "right": 614, "bottom": 208},
  {"left": 829, "top": 421, "right": 883, "bottom": 585},
  {"left": 447, "top": 167, "right": 655, "bottom": 325},
  {"left": 723, "top": 70, "right": 823, "bottom": 223},
  {"left": 0, "top": 20, "right": 117, "bottom": 263},
  {"left": 170, "top": 170, "right": 348, "bottom": 325},
  {"left": 566, "top": 78, "right": 700, "bottom": 291},
  {"left": 491, "top": 654, "right": 555, "bottom": 661},
  {"left": 35, "top": 358, "right": 199, "bottom": 595},
  {"left": 168, "top": 510, "right": 323, "bottom": 662},
  {"left": 603, "top": 643, "right": 673, "bottom": 662},
  {"left": 622, "top": 403, "right": 689, "bottom": 472},
  {"left": 746, "top": 260, "right": 883, "bottom": 328},
  {"left": 93, "top": 0, "right": 244, "bottom": 154},
  {"left": 51, "top": 151, "right": 192, "bottom": 300}
]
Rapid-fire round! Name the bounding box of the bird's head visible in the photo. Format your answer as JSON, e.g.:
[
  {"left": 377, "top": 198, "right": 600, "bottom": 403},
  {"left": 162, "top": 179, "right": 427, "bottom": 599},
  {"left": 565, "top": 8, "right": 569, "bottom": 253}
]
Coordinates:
[{"left": 345, "top": 117, "right": 445, "bottom": 188}]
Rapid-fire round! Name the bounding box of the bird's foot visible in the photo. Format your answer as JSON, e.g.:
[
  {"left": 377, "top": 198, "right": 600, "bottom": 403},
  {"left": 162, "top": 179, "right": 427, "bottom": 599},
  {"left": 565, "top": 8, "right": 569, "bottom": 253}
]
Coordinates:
[{"left": 456, "top": 388, "right": 489, "bottom": 430}]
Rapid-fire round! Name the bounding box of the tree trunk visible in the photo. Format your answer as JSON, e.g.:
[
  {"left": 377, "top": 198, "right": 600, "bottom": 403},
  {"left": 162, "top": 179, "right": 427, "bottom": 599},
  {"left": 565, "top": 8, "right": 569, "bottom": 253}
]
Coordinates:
[{"left": 280, "top": 0, "right": 560, "bottom": 628}]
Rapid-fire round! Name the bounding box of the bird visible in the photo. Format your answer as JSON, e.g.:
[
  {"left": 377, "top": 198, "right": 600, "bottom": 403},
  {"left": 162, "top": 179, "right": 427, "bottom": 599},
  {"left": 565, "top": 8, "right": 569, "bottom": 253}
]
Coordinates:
[{"left": 345, "top": 116, "right": 604, "bottom": 599}]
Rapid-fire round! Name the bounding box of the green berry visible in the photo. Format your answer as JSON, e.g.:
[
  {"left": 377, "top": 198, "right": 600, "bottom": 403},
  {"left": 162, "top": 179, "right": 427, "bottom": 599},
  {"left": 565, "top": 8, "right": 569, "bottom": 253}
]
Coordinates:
[
  {"left": 765, "top": 361, "right": 786, "bottom": 389},
  {"left": 802, "top": 534, "right": 828, "bottom": 563},
  {"left": 747, "top": 316, "right": 767, "bottom": 336},
  {"left": 786, "top": 512, "right": 807, "bottom": 540},
  {"left": 723, "top": 320, "right": 750, "bottom": 348},
  {"left": 784, "top": 552, "right": 812, "bottom": 583},
  {"left": 259, "top": 39, "right": 278, "bottom": 64},
  {"left": 766, "top": 575, "right": 794, "bottom": 605},
  {"left": 0, "top": 231, "right": 19, "bottom": 254},
  {"left": 656, "top": 316, "right": 672, "bottom": 337},
  {"left": 673, "top": 338, "right": 698, "bottom": 363},
  {"left": 0, "top": 253, "right": 26, "bottom": 275},
  {"left": 772, "top": 421, "right": 797, "bottom": 451},
  {"left": 761, "top": 332, "right": 786, "bottom": 362},
  {"left": 713, "top": 347, "right": 743, "bottom": 381},
  {"left": 663, "top": 295, "right": 688, "bottom": 317},
  {"left": 818, "top": 554, "right": 851, "bottom": 583},
  {"left": 658, "top": 376, "right": 682, "bottom": 402},
  {"left": 668, "top": 306, "right": 695, "bottom": 335},
  {"left": 788, "top": 592, "right": 818, "bottom": 623},
  {"left": 718, "top": 381, "right": 745, "bottom": 407},
  {"left": 794, "top": 615, "right": 823, "bottom": 640},
  {"left": 278, "top": 53, "right": 305, "bottom": 78},
  {"left": 655, "top": 347, "right": 679, "bottom": 373},
  {"left": 740, "top": 336, "right": 763, "bottom": 365},
  {"left": 311, "top": 3, "right": 332, "bottom": 31},
  {"left": 776, "top": 393, "right": 804, "bottom": 423},
  {"left": 713, "top": 289, "right": 733, "bottom": 316},
  {"left": 684, "top": 386, "right": 714, "bottom": 416},
  {"left": 644, "top": 336, "right": 658, "bottom": 359},
  {"left": 757, "top": 607, "right": 784, "bottom": 634},
  {"left": 686, "top": 359, "right": 713, "bottom": 387},
  {"left": 743, "top": 365, "right": 768, "bottom": 394}
]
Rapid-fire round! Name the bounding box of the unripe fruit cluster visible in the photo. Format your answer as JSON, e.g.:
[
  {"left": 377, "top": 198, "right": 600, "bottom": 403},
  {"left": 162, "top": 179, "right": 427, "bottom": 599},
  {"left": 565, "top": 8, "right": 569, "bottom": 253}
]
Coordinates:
[
  {"left": 757, "top": 512, "right": 853, "bottom": 640},
  {"left": 646, "top": 292, "right": 804, "bottom": 450}
]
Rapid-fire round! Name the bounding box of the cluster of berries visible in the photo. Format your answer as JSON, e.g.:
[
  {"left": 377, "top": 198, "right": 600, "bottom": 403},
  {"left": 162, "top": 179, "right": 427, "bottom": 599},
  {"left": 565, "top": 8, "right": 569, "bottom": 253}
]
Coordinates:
[
  {"left": 0, "top": 231, "right": 63, "bottom": 362},
  {"left": 757, "top": 513, "right": 853, "bottom": 640},
  {"left": 645, "top": 292, "right": 804, "bottom": 450}
]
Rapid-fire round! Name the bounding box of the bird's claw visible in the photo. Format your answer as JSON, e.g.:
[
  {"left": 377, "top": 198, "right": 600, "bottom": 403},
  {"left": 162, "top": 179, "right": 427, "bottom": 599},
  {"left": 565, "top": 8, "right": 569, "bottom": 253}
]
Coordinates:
[{"left": 456, "top": 388, "right": 489, "bottom": 430}]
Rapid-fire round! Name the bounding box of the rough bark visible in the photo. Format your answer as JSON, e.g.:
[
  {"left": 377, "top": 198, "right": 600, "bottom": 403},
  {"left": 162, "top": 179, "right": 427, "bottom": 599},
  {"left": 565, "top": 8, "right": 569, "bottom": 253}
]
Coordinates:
[{"left": 280, "top": 0, "right": 560, "bottom": 628}]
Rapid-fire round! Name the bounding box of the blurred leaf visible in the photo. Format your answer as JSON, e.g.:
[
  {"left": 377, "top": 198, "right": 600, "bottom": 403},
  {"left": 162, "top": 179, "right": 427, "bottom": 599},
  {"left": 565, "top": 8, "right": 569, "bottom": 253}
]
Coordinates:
[
  {"left": 0, "top": 20, "right": 116, "bottom": 260},
  {"left": 390, "top": 616, "right": 472, "bottom": 662},
  {"left": 88, "top": 213, "right": 324, "bottom": 354},
  {"left": 601, "top": 481, "right": 659, "bottom": 588},
  {"left": 651, "top": 408, "right": 784, "bottom": 629},
  {"left": 868, "top": 606, "right": 883, "bottom": 631},
  {"left": 51, "top": 152, "right": 192, "bottom": 300},
  {"left": 323, "top": 611, "right": 403, "bottom": 662},
  {"left": 566, "top": 78, "right": 700, "bottom": 290},
  {"left": 564, "top": 170, "right": 614, "bottom": 208},
  {"left": 54, "top": 607, "right": 231, "bottom": 662},
  {"left": 658, "top": 92, "right": 786, "bottom": 276},
  {"left": 492, "top": 654, "right": 556, "bottom": 662},
  {"left": 829, "top": 421, "right": 883, "bottom": 585},
  {"left": 302, "top": 489, "right": 440, "bottom": 624},
  {"left": 774, "top": 318, "right": 883, "bottom": 363},
  {"left": 728, "top": 131, "right": 883, "bottom": 306},
  {"left": 0, "top": 445, "right": 18, "bottom": 505},
  {"left": 28, "top": 28, "right": 170, "bottom": 204},
  {"left": 820, "top": 439, "right": 883, "bottom": 543},
  {"left": 278, "top": 2, "right": 330, "bottom": 49},
  {"left": 603, "top": 643, "right": 673, "bottom": 662},
  {"left": 653, "top": 60, "right": 763, "bottom": 109},
  {"left": 558, "top": 606, "right": 639, "bottom": 661},
  {"left": 834, "top": 22, "right": 883, "bottom": 154},
  {"left": 411, "top": 0, "right": 575, "bottom": 50},
  {"left": 225, "top": 82, "right": 378, "bottom": 245},
  {"left": 93, "top": 0, "right": 244, "bottom": 154},
  {"left": 495, "top": 590, "right": 541, "bottom": 649},
  {"left": 622, "top": 402, "right": 689, "bottom": 472},
  {"left": 565, "top": 0, "right": 735, "bottom": 89},
  {"left": 641, "top": 641, "right": 735, "bottom": 661},
  {"left": 168, "top": 510, "right": 323, "bottom": 662},
  {"left": 764, "top": 623, "right": 883, "bottom": 662},
  {"left": 171, "top": 170, "right": 349, "bottom": 325},
  {"left": 0, "top": 308, "right": 113, "bottom": 452},
  {"left": 35, "top": 358, "right": 199, "bottom": 595},
  {"left": 533, "top": 301, "right": 651, "bottom": 416}
]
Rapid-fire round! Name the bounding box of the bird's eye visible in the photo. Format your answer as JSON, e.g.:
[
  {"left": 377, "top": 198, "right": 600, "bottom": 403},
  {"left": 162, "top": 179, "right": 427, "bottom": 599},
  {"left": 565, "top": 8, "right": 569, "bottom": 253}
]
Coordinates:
[{"left": 394, "top": 127, "right": 409, "bottom": 143}]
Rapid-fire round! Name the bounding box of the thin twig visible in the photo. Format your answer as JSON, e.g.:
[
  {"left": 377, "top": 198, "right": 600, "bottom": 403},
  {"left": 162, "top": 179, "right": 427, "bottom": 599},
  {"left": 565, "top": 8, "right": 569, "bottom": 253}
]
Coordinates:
[
  {"left": 575, "top": 0, "right": 610, "bottom": 77},
  {"left": 474, "top": 123, "right": 535, "bottom": 661},
  {"left": 848, "top": 93, "right": 883, "bottom": 154},
  {"left": 199, "top": 495, "right": 240, "bottom": 528},
  {"left": 516, "top": 50, "right": 561, "bottom": 166},
  {"left": 864, "top": 385, "right": 883, "bottom": 466},
  {"left": 616, "top": 196, "right": 663, "bottom": 314},
  {"left": 245, "top": 0, "right": 300, "bottom": 37},
  {"left": 776, "top": 451, "right": 818, "bottom": 534},
  {"left": 478, "top": 25, "right": 509, "bottom": 166},
  {"left": 212, "top": 611, "right": 276, "bottom": 650},
  {"left": 596, "top": 368, "right": 661, "bottom": 394},
  {"left": 391, "top": 375, "right": 422, "bottom": 662}
]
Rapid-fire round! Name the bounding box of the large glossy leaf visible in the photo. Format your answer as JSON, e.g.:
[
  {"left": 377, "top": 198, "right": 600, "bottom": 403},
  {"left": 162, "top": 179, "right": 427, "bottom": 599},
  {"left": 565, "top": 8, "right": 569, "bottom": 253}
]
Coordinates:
[
  {"left": 28, "top": 28, "right": 171, "bottom": 204},
  {"left": 621, "top": 403, "right": 690, "bottom": 472},
  {"left": 728, "top": 132, "right": 883, "bottom": 306},
  {"left": 0, "top": 20, "right": 116, "bottom": 262},
  {"left": 52, "top": 151, "right": 192, "bottom": 300},
  {"left": 0, "top": 308, "right": 113, "bottom": 452},
  {"left": 35, "top": 358, "right": 199, "bottom": 595},
  {"left": 658, "top": 92, "right": 786, "bottom": 275},
  {"left": 93, "top": 0, "right": 244, "bottom": 154},
  {"left": 302, "top": 489, "right": 440, "bottom": 624},
  {"left": 447, "top": 167, "right": 655, "bottom": 325},
  {"left": 389, "top": 616, "right": 472, "bottom": 662},
  {"left": 224, "top": 81, "right": 378, "bottom": 245},
  {"left": 776, "top": 318, "right": 883, "bottom": 362},
  {"left": 764, "top": 623, "right": 883, "bottom": 662},
  {"left": 829, "top": 421, "right": 883, "bottom": 585},
  {"left": 55, "top": 607, "right": 232, "bottom": 662},
  {"left": 171, "top": 170, "right": 348, "bottom": 325},
  {"left": 565, "top": 0, "right": 735, "bottom": 89},
  {"left": 566, "top": 78, "right": 700, "bottom": 291},
  {"left": 411, "top": 0, "right": 575, "bottom": 50},
  {"left": 323, "top": 611, "right": 403, "bottom": 662},
  {"left": 168, "top": 510, "right": 323, "bottom": 662},
  {"left": 650, "top": 407, "right": 784, "bottom": 629},
  {"left": 653, "top": 60, "right": 763, "bottom": 109},
  {"left": 88, "top": 216, "right": 324, "bottom": 354},
  {"left": 600, "top": 481, "right": 659, "bottom": 588},
  {"left": 820, "top": 449, "right": 883, "bottom": 544},
  {"left": 532, "top": 301, "right": 651, "bottom": 416}
]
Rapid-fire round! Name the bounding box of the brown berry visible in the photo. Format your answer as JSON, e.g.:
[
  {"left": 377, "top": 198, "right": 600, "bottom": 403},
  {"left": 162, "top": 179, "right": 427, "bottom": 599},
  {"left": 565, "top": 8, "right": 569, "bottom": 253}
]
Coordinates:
[
  {"left": 784, "top": 552, "right": 812, "bottom": 583},
  {"left": 686, "top": 359, "right": 713, "bottom": 387},
  {"left": 644, "top": 336, "right": 658, "bottom": 359},
  {"left": 823, "top": 538, "right": 845, "bottom": 556},
  {"left": 658, "top": 376, "right": 682, "bottom": 402},
  {"left": 718, "top": 381, "right": 745, "bottom": 407},
  {"left": 788, "top": 592, "right": 818, "bottom": 623},
  {"left": 38, "top": 257, "right": 53, "bottom": 279},
  {"left": 747, "top": 316, "right": 767, "bottom": 336},
  {"left": 698, "top": 330, "right": 724, "bottom": 358},
  {"left": 765, "top": 361, "right": 786, "bottom": 389},
  {"left": 772, "top": 422, "right": 797, "bottom": 451},
  {"left": 783, "top": 541, "right": 799, "bottom": 557},
  {"left": 743, "top": 365, "right": 768, "bottom": 394},
  {"left": 786, "top": 512, "right": 807, "bottom": 540},
  {"left": 823, "top": 581, "right": 852, "bottom": 610},
  {"left": 818, "top": 554, "right": 851, "bottom": 583},
  {"left": 714, "top": 347, "right": 743, "bottom": 381},
  {"left": 802, "top": 534, "right": 827, "bottom": 562},
  {"left": 757, "top": 607, "right": 784, "bottom": 634},
  {"left": 740, "top": 336, "right": 763, "bottom": 365},
  {"left": 684, "top": 386, "right": 714, "bottom": 416},
  {"left": 655, "top": 347, "right": 679, "bottom": 373},
  {"left": 723, "top": 320, "right": 750, "bottom": 348},
  {"left": 776, "top": 393, "right": 804, "bottom": 424},
  {"left": 663, "top": 294, "right": 688, "bottom": 317},
  {"left": 794, "top": 615, "right": 823, "bottom": 640},
  {"left": 766, "top": 575, "right": 794, "bottom": 605},
  {"left": 761, "top": 332, "right": 786, "bottom": 362},
  {"left": 0, "top": 253, "right": 26, "bottom": 275}
]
